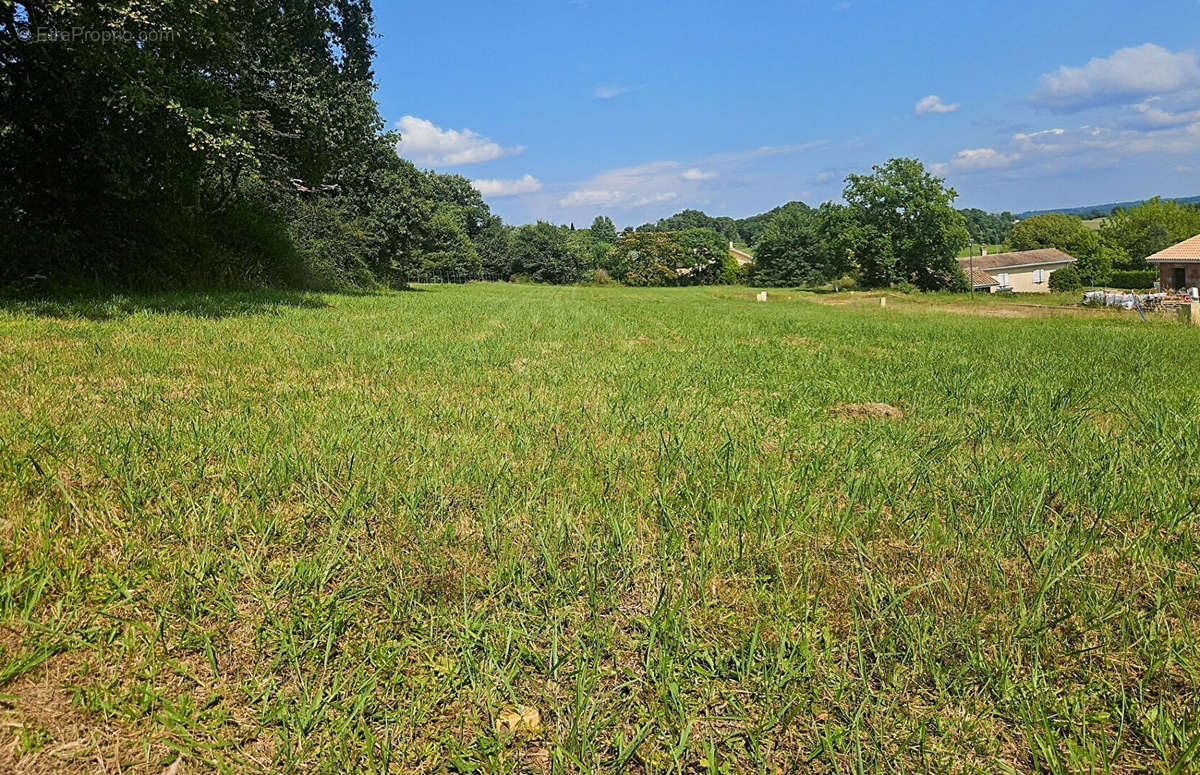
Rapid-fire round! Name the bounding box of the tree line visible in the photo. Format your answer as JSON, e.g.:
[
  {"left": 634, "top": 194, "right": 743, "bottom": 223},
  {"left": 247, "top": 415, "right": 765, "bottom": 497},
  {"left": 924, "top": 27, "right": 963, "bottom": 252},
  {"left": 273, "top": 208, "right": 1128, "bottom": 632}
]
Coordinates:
[
  {"left": 0, "top": 1, "right": 509, "bottom": 290},
  {"left": 634, "top": 200, "right": 1014, "bottom": 254},
  {"left": 1005, "top": 199, "right": 1200, "bottom": 288}
]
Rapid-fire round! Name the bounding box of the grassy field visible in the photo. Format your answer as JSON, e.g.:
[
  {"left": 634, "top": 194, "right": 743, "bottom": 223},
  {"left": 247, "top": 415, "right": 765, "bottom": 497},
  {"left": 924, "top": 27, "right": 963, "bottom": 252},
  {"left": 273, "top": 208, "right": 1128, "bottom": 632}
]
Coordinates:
[
  {"left": 1, "top": 284, "right": 1198, "bottom": 773},
  {"left": 957, "top": 244, "right": 1007, "bottom": 258}
]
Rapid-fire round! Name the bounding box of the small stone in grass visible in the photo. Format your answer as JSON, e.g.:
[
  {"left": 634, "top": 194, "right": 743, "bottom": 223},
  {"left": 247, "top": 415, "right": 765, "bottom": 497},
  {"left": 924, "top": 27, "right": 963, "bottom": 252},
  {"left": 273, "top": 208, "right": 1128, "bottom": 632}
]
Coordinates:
[{"left": 496, "top": 705, "right": 541, "bottom": 736}]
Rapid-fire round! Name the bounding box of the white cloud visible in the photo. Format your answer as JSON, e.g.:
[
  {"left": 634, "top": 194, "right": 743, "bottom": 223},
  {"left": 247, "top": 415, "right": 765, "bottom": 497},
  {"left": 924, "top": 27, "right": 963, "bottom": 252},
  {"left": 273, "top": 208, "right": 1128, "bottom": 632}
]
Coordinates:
[
  {"left": 558, "top": 161, "right": 683, "bottom": 208},
  {"left": 558, "top": 188, "right": 677, "bottom": 209},
  {"left": 559, "top": 189, "right": 625, "bottom": 207},
  {"left": 549, "top": 139, "right": 826, "bottom": 218},
  {"left": 915, "top": 95, "right": 959, "bottom": 115},
  {"left": 931, "top": 148, "right": 1019, "bottom": 175},
  {"left": 1120, "top": 97, "right": 1200, "bottom": 130},
  {"left": 706, "top": 140, "right": 828, "bottom": 164},
  {"left": 471, "top": 174, "right": 543, "bottom": 197},
  {"left": 934, "top": 115, "right": 1200, "bottom": 184},
  {"left": 394, "top": 116, "right": 524, "bottom": 166},
  {"left": 1013, "top": 128, "right": 1067, "bottom": 152},
  {"left": 1030, "top": 44, "right": 1200, "bottom": 112},
  {"left": 593, "top": 84, "right": 633, "bottom": 99},
  {"left": 634, "top": 192, "right": 678, "bottom": 206}
]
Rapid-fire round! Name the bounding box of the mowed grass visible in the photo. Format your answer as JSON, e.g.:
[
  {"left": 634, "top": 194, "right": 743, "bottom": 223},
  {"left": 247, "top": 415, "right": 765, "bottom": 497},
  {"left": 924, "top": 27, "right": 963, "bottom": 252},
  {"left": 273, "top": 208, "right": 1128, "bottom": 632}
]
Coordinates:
[
  {"left": 1, "top": 284, "right": 1198, "bottom": 774},
  {"left": 957, "top": 244, "right": 1007, "bottom": 258}
]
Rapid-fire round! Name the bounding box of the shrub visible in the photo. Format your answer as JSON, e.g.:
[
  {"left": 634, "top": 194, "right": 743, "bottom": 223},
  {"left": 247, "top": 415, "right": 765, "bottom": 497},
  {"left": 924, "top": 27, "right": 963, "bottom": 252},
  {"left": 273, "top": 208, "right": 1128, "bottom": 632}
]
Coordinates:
[
  {"left": 1048, "top": 265, "right": 1082, "bottom": 291},
  {"left": 1105, "top": 269, "right": 1156, "bottom": 289}
]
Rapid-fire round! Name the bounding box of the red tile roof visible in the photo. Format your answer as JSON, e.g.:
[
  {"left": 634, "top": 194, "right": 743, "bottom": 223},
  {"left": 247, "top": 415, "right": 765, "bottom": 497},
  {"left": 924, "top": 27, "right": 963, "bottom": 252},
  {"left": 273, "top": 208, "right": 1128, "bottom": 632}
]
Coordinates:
[
  {"left": 1146, "top": 233, "right": 1200, "bottom": 262},
  {"left": 965, "top": 267, "right": 999, "bottom": 287}
]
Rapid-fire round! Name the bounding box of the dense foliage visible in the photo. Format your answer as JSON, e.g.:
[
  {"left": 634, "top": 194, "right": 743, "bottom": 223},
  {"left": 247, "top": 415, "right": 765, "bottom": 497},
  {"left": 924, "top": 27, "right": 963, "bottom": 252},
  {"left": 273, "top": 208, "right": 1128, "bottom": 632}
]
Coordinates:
[
  {"left": 589, "top": 215, "right": 618, "bottom": 244},
  {"left": 750, "top": 204, "right": 854, "bottom": 287},
  {"left": 1047, "top": 264, "right": 1082, "bottom": 291},
  {"left": 959, "top": 207, "right": 1014, "bottom": 245},
  {"left": 1102, "top": 197, "right": 1200, "bottom": 263},
  {"left": 0, "top": 1, "right": 511, "bottom": 289},
  {"left": 635, "top": 209, "right": 740, "bottom": 241},
  {"left": 1005, "top": 198, "right": 1200, "bottom": 286},
  {"left": 735, "top": 202, "right": 812, "bottom": 247},
  {"left": 510, "top": 222, "right": 588, "bottom": 285},
  {"left": 607, "top": 229, "right": 738, "bottom": 286},
  {"left": 1105, "top": 269, "right": 1157, "bottom": 289}
]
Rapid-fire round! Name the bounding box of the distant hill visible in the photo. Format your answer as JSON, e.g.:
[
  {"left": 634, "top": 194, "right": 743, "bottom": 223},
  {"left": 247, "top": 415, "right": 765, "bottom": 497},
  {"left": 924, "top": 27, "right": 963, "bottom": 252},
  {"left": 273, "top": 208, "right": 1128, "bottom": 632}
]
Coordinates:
[{"left": 1015, "top": 195, "right": 1200, "bottom": 221}]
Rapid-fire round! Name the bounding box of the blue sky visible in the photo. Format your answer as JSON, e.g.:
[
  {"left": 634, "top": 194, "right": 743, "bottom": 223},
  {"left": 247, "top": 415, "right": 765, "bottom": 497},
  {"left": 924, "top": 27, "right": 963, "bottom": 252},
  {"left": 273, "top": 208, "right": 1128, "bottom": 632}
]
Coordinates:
[{"left": 373, "top": 0, "right": 1200, "bottom": 228}]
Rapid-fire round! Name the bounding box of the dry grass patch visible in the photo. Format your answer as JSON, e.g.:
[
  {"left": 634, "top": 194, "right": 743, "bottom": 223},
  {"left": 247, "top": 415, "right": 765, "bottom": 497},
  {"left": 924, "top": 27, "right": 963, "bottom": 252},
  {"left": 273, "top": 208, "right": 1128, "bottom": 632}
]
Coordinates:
[{"left": 829, "top": 402, "right": 904, "bottom": 419}]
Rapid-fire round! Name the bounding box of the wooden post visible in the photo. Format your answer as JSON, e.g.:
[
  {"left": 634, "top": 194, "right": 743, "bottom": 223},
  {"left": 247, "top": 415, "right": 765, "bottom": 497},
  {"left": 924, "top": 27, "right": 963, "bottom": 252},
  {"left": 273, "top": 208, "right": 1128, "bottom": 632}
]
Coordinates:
[
  {"left": 880, "top": 297, "right": 887, "bottom": 308},
  {"left": 1179, "top": 302, "right": 1200, "bottom": 326}
]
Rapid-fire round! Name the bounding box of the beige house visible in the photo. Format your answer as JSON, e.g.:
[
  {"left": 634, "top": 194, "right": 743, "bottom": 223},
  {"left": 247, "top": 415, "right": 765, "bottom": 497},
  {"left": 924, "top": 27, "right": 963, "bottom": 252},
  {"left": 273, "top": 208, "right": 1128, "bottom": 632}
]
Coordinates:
[
  {"left": 1146, "top": 233, "right": 1200, "bottom": 290},
  {"left": 728, "top": 242, "right": 753, "bottom": 266},
  {"left": 957, "top": 248, "right": 1076, "bottom": 293}
]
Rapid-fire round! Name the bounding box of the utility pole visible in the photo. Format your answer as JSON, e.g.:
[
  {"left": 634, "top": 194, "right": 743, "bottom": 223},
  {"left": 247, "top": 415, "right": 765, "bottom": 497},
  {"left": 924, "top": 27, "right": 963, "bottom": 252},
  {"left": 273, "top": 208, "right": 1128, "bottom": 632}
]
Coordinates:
[{"left": 969, "top": 240, "right": 975, "bottom": 296}]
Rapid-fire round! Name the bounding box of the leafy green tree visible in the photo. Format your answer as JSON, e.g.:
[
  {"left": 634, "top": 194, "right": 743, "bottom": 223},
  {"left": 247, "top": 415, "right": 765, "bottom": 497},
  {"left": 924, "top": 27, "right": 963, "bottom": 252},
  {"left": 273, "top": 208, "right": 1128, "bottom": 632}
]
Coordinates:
[
  {"left": 1009, "top": 213, "right": 1113, "bottom": 283},
  {"left": 1101, "top": 198, "right": 1200, "bottom": 267},
  {"left": 1009, "top": 213, "right": 1088, "bottom": 252},
  {"left": 849, "top": 225, "right": 897, "bottom": 289},
  {"left": 843, "top": 158, "right": 969, "bottom": 290},
  {"left": 511, "top": 222, "right": 587, "bottom": 284},
  {"left": 1, "top": 0, "right": 382, "bottom": 286},
  {"left": 611, "top": 232, "right": 687, "bottom": 286},
  {"left": 473, "top": 216, "right": 514, "bottom": 277},
  {"left": 419, "top": 208, "right": 481, "bottom": 279},
  {"left": 589, "top": 216, "right": 618, "bottom": 244},
  {"left": 735, "top": 202, "right": 811, "bottom": 246},
  {"left": 751, "top": 203, "right": 853, "bottom": 287},
  {"left": 420, "top": 172, "right": 494, "bottom": 241},
  {"left": 959, "top": 208, "right": 1014, "bottom": 245},
  {"left": 634, "top": 209, "right": 740, "bottom": 241},
  {"left": 0, "top": 1, "right": 519, "bottom": 291},
  {"left": 677, "top": 228, "right": 735, "bottom": 285}
]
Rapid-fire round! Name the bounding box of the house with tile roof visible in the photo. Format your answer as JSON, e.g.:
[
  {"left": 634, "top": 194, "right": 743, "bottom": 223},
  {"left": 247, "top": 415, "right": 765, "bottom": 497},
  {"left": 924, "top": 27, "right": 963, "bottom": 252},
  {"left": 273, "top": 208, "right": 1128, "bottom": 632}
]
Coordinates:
[
  {"left": 1146, "top": 233, "right": 1200, "bottom": 290},
  {"left": 728, "top": 242, "right": 753, "bottom": 267},
  {"left": 957, "top": 248, "right": 1076, "bottom": 293}
]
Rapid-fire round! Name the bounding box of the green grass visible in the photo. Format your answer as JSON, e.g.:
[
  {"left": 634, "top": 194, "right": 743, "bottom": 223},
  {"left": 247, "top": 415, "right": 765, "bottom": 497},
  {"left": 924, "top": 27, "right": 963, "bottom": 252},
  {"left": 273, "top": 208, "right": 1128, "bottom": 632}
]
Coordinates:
[
  {"left": 1, "top": 284, "right": 1198, "bottom": 773},
  {"left": 958, "top": 243, "right": 1007, "bottom": 258}
]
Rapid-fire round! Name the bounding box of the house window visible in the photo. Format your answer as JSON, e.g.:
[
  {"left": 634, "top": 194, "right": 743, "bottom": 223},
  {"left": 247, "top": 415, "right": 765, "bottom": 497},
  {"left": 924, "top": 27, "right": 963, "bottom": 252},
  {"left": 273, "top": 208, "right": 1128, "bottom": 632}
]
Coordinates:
[
  {"left": 1174, "top": 267, "right": 1187, "bottom": 288},
  {"left": 997, "top": 273, "right": 1010, "bottom": 287},
  {"left": 1033, "top": 269, "right": 1045, "bottom": 283}
]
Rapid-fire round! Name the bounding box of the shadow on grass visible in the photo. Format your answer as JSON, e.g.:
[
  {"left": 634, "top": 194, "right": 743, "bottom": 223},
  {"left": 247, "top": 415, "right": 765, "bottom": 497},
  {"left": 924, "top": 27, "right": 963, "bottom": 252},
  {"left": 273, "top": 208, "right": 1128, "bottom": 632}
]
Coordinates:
[{"left": 0, "top": 289, "right": 344, "bottom": 321}]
